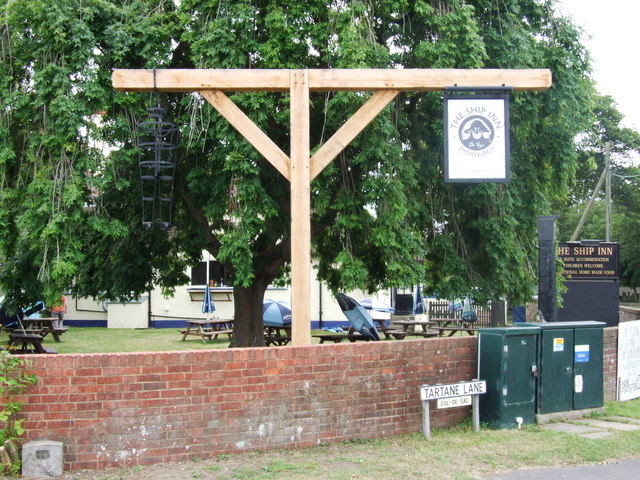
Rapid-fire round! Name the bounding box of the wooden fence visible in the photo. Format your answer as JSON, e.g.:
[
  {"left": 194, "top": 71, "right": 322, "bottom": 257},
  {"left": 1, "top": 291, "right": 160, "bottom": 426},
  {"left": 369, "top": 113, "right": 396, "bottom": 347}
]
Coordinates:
[{"left": 428, "top": 300, "right": 494, "bottom": 328}]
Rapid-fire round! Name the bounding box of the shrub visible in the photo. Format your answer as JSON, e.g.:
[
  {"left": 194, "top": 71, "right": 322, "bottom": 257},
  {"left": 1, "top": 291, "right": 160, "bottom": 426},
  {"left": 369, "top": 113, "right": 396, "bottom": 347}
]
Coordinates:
[{"left": 0, "top": 350, "right": 37, "bottom": 475}]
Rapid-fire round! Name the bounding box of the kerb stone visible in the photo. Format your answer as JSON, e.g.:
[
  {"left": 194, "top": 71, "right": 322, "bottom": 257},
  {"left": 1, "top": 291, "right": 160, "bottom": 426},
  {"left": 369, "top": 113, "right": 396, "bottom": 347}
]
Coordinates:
[{"left": 21, "top": 440, "right": 63, "bottom": 478}]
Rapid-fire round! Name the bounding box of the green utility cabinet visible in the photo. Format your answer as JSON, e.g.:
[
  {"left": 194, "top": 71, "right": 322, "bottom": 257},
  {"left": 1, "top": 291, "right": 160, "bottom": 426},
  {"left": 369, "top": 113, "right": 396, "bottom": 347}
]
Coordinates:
[
  {"left": 478, "top": 327, "right": 540, "bottom": 429},
  {"left": 527, "top": 321, "right": 605, "bottom": 414}
]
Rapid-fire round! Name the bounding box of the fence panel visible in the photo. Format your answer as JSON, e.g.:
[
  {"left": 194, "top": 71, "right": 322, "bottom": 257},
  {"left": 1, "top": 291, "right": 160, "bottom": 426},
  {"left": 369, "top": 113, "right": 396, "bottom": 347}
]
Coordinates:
[{"left": 428, "top": 300, "right": 493, "bottom": 328}]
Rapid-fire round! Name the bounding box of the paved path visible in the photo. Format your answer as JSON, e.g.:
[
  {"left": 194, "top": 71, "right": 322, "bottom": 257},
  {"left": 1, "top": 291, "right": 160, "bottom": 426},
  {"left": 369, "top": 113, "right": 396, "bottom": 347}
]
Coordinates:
[
  {"left": 486, "top": 457, "right": 640, "bottom": 479},
  {"left": 540, "top": 416, "right": 640, "bottom": 439},
  {"left": 485, "top": 416, "right": 640, "bottom": 479}
]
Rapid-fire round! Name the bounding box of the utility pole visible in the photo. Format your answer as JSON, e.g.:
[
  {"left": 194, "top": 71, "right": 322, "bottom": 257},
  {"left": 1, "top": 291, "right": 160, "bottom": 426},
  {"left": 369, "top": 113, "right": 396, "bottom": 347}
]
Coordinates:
[
  {"left": 570, "top": 168, "right": 606, "bottom": 242},
  {"left": 605, "top": 141, "right": 612, "bottom": 241},
  {"left": 570, "top": 141, "right": 613, "bottom": 243}
]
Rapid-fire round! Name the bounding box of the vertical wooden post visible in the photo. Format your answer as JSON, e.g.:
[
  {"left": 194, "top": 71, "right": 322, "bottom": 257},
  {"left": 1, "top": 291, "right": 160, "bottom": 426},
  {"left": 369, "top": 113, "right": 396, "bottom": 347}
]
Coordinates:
[{"left": 290, "top": 70, "right": 311, "bottom": 345}]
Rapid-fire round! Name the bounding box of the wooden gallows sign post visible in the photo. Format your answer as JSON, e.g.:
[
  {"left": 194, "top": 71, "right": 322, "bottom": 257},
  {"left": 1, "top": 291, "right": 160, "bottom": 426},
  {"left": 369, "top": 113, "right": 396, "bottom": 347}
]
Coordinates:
[{"left": 113, "top": 68, "right": 552, "bottom": 346}]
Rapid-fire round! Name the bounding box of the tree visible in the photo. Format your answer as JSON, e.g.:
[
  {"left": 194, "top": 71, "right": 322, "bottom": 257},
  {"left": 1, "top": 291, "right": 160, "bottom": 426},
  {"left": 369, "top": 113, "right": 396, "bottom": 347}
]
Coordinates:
[
  {"left": 555, "top": 93, "right": 640, "bottom": 290},
  {"left": 1, "top": 0, "right": 596, "bottom": 346}
]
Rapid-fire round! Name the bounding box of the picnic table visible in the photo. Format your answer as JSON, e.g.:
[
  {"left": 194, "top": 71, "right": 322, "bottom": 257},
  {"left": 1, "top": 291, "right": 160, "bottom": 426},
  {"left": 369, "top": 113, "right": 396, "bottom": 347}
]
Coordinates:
[
  {"left": 313, "top": 331, "right": 374, "bottom": 343},
  {"left": 180, "top": 319, "right": 234, "bottom": 343},
  {"left": 386, "top": 319, "right": 440, "bottom": 339},
  {"left": 387, "top": 318, "right": 477, "bottom": 338},
  {"left": 313, "top": 316, "right": 392, "bottom": 343},
  {"left": 428, "top": 317, "right": 477, "bottom": 337},
  {"left": 20, "top": 317, "right": 68, "bottom": 342},
  {"left": 5, "top": 333, "right": 57, "bottom": 354},
  {"left": 264, "top": 326, "right": 291, "bottom": 346},
  {"left": 370, "top": 318, "right": 394, "bottom": 339}
]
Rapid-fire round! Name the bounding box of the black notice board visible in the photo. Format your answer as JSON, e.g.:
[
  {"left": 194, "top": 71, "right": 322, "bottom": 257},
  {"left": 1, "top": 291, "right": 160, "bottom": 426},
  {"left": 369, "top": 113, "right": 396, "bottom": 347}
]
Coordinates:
[{"left": 558, "top": 280, "right": 619, "bottom": 327}]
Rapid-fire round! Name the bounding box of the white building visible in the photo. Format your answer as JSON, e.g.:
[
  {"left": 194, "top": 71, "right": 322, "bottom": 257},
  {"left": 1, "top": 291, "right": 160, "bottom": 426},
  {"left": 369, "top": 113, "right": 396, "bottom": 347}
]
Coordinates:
[{"left": 64, "top": 253, "right": 397, "bottom": 330}]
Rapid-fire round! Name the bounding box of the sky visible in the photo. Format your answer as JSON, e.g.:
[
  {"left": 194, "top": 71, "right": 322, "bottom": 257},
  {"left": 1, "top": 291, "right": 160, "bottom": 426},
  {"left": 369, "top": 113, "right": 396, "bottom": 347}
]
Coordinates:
[{"left": 556, "top": 0, "right": 640, "bottom": 131}]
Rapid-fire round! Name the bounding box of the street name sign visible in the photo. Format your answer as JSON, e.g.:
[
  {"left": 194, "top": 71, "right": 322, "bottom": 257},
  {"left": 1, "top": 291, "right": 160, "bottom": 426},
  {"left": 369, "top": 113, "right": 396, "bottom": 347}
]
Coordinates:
[
  {"left": 420, "top": 380, "right": 487, "bottom": 439},
  {"left": 421, "top": 380, "right": 487, "bottom": 401}
]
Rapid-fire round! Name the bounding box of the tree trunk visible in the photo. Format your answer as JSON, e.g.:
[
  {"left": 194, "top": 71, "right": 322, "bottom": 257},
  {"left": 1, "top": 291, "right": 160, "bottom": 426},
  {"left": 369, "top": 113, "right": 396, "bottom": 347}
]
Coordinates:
[{"left": 229, "top": 278, "right": 270, "bottom": 347}]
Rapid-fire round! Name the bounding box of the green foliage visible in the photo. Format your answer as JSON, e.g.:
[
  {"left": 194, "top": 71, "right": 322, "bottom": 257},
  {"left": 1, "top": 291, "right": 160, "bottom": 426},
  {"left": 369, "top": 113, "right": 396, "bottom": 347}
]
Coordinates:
[
  {"left": 0, "top": 350, "right": 37, "bottom": 474},
  {"left": 555, "top": 92, "right": 640, "bottom": 288},
  {"left": 0, "top": 0, "right": 606, "bottom": 343}
]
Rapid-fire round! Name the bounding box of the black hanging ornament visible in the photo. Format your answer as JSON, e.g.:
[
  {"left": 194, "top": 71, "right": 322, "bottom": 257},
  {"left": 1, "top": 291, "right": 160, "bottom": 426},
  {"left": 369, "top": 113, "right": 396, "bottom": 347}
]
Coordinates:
[{"left": 137, "top": 71, "right": 179, "bottom": 228}]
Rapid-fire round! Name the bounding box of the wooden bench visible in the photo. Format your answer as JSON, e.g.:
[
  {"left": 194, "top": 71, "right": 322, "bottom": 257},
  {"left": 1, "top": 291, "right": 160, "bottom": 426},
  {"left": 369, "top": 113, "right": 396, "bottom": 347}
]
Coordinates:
[
  {"left": 50, "top": 327, "right": 69, "bottom": 342},
  {"left": 179, "top": 328, "right": 233, "bottom": 341},
  {"left": 20, "top": 328, "right": 44, "bottom": 335},
  {"left": 18, "top": 327, "right": 69, "bottom": 342},
  {"left": 383, "top": 329, "right": 409, "bottom": 340},
  {"left": 313, "top": 333, "right": 373, "bottom": 344},
  {"left": 208, "top": 329, "right": 233, "bottom": 340},
  {"left": 180, "top": 319, "right": 234, "bottom": 342},
  {"left": 385, "top": 329, "right": 440, "bottom": 339},
  {"left": 313, "top": 333, "right": 345, "bottom": 343},
  {"left": 408, "top": 329, "right": 441, "bottom": 338},
  {"left": 263, "top": 326, "right": 291, "bottom": 346},
  {"left": 264, "top": 334, "right": 290, "bottom": 346},
  {"left": 433, "top": 326, "right": 477, "bottom": 337},
  {"left": 6, "top": 333, "right": 57, "bottom": 354}
]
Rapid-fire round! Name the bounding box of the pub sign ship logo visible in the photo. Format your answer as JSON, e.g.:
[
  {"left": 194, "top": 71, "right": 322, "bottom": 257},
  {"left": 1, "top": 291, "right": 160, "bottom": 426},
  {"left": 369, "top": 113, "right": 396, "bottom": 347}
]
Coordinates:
[{"left": 450, "top": 106, "right": 503, "bottom": 157}]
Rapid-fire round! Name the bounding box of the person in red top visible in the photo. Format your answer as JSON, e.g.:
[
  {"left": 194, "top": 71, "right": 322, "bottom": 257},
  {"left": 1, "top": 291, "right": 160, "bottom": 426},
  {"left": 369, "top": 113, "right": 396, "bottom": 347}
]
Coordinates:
[{"left": 51, "top": 294, "right": 67, "bottom": 329}]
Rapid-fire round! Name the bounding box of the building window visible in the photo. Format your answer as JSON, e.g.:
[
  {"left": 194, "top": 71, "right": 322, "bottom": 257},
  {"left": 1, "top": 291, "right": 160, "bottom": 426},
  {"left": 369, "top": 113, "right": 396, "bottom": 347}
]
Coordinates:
[{"left": 191, "top": 260, "right": 231, "bottom": 287}]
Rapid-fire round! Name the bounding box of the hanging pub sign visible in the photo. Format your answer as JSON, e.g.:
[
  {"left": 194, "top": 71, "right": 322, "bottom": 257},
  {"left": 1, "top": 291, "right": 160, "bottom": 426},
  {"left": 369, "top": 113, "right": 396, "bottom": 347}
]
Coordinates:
[{"left": 444, "top": 88, "right": 512, "bottom": 182}]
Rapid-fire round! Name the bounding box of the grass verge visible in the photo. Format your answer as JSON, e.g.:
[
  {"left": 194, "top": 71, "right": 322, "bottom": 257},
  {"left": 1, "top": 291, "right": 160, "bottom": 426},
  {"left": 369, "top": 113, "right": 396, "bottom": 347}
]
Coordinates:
[
  {"left": 184, "top": 401, "right": 640, "bottom": 480},
  {"left": 1, "top": 327, "right": 233, "bottom": 353},
  {"left": 0, "top": 327, "right": 345, "bottom": 353}
]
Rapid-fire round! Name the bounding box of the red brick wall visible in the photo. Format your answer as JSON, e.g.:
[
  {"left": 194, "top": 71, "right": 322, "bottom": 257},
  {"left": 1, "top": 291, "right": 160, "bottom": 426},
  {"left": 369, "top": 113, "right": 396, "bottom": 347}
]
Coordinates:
[
  {"left": 620, "top": 306, "right": 640, "bottom": 323},
  {"left": 603, "top": 327, "right": 618, "bottom": 401},
  {"left": 14, "top": 337, "right": 477, "bottom": 471},
  {"left": 8, "top": 328, "right": 619, "bottom": 471}
]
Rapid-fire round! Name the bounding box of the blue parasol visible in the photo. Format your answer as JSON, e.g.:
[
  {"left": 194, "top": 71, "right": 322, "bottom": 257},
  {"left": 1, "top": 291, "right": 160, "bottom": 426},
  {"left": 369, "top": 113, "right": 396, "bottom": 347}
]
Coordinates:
[
  {"left": 358, "top": 298, "right": 395, "bottom": 313},
  {"left": 413, "top": 286, "right": 425, "bottom": 314},
  {"left": 0, "top": 297, "right": 44, "bottom": 332},
  {"left": 263, "top": 299, "right": 292, "bottom": 327},
  {"left": 0, "top": 296, "right": 19, "bottom": 329},
  {"left": 335, "top": 293, "right": 380, "bottom": 341},
  {"left": 202, "top": 283, "right": 216, "bottom": 315}
]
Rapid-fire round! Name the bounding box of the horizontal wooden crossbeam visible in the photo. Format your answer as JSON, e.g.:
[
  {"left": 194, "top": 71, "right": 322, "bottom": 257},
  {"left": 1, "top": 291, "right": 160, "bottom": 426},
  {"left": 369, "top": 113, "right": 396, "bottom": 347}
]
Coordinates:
[{"left": 113, "top": 68, "right": 552, "bottom": 92}]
